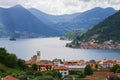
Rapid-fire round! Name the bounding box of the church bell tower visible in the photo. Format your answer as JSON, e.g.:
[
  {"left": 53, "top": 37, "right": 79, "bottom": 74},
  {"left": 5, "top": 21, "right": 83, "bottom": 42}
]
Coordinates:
[{"left": 36, "top": 51, "right": 40, "bottom": 62}]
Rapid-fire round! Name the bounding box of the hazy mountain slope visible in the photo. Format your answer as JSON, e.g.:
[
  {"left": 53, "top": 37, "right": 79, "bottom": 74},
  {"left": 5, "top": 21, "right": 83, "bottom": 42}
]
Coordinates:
[
  {"left": 67, "top": 10, "right": 120, "bottom": 49},
  {"left": 0, "top": 5, "right": 117, "bottom": 38},
  {"left": 79, "top": 10, "right": 120, "bottom": 42},
  {"left": 29, "top": 8, "right": 80, "bottom": 24},
  {"left": 63, "top": 7, "right": 117, "bottom": 30},
  {"left": 29, "top": 7, "right": 116, "bottom": 34},
  {"left": 0, "top": 5, "right": 61, "bottom": 38}
]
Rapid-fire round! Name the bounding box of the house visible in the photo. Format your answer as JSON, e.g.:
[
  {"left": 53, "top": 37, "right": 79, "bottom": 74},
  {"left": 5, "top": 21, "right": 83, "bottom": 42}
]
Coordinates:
[
  {"left": 52, "top": 58, "right": 63, "bottom": 66},
  {"left": 116, "top": 44, "right": 120, "bottom": 49},
  {"left": 116, "top": 73, "right": 120, "bottom": 78},
  {"left": 3, "top": 75, "right": 19, "bottom": 80},
  {"left": 99, "top": 60, "right": 116, "bottom": 69},
  {"left": 54, "top": 66, "right": 69, "bottom": 78},
  {"left": 37, "top": 60, "right": 53, "bottom": 71},
  {"left": 116, "top": 60, "right": 120, "bottom": 66},
  {"left": 25, "top": 51, "right": 41, "bottom": 67},
  {"left": 64, "top": 60, "right": 85, "bottom": 66},
  {"left": 25, "top": 51, "right": 53, "bottom": 71},
  {"left": 67, "top": 65, "right": 86, "bottom": 71},
  {"left": 86, "top": 60, "right": 96, "bottom": 69}
]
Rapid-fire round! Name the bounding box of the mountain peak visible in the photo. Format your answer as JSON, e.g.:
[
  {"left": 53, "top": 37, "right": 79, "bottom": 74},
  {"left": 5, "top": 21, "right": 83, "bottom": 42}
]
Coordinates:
[
  {"left": 12, "top": 5, "right": 24, "bottom": 8},
  {"left": 90, "top": 7, "right": 116, "bottom": 11},
  {"left": 104, "top": 7, "right": 116, "bottom": 11}
]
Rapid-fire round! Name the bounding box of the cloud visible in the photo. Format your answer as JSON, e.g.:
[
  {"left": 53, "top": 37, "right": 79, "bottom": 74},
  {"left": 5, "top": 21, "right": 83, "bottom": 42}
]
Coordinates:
[
  {"left": 0, "top": 0, "right": 120, "bottom": 15},
  {"left": 0, "top": 0, "right": 26, "bottom": 7}
]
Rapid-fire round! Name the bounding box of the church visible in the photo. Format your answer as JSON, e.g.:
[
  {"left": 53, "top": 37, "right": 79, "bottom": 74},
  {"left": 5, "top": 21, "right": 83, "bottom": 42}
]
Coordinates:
[{"left": 25, "top": 51, "right": 53, "bottom": 71}]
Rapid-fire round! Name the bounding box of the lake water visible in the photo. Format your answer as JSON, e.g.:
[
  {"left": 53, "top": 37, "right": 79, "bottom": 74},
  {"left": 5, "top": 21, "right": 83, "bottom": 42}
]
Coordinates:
[{"left": 0, "top": 37, "right": 120, "bottom": 61}]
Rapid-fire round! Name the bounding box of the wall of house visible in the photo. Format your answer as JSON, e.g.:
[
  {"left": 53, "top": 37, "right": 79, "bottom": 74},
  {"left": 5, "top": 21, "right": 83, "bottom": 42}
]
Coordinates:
[{"left": 59, "top": 70, "right": 69, "bottom": 78}]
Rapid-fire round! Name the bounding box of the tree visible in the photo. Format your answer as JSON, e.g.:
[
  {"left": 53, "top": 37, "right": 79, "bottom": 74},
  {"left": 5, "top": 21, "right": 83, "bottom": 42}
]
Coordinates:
[
  {"left": 95, "top": 64, "right": 98, "bottom": 70},
  {"left": 19, "top": 75, "right": 27, "bottom": 80},
  {"left": 116, "top": 68, "right": 120, "bottom": 73},
  {"left": 44, "top": 70, "right": 62, "bottom": 79},
  {"left": 0, "top": 48, "right": 7, "bottom": 54},
  {"left": 78, "top": 72, "right": 85, "bottom": 78},
  {"left": 34, "top": 71, "right": 42, "bottom": 77},
  {"left": 17, "top": 59, "right": 27, "bottom": 70},
  {"left": 5, "top": 54, "right": 17, "bottom": 68},
  {"left": 110, "top": 64, "right": 120, "bottom": 73},
  {"left": 31, "top": 64, "right": 38, "bottom": 71},
  {"left": 84, "top": 65, "right": 93, "bottom": 75},
  {"left": 0, "top": 48, "right": 8, "bottom": 64}
]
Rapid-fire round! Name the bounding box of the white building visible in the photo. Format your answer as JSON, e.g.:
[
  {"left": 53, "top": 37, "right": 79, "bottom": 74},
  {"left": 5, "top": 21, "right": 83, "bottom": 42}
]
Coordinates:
[
  {"left": 54, "top": 66, "right": 69, "bottom": 78},
  {"left": 66, "top": 65, "right": 86, "bottom": 71}
]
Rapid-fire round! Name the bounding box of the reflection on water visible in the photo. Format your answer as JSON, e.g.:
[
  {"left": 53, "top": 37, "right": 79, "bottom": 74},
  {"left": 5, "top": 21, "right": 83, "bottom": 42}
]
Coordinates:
[{"left": 0, "top": 37, "right": 120, "bottom": 60}]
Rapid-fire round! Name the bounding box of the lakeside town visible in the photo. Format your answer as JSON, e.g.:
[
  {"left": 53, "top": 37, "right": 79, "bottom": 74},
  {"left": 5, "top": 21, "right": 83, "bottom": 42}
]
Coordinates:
[
  {"left": 66, "top": 39, "right": 120, "bottom": 49},
  {"left": 1, "top": 51, "right": 120, "bottom": 80}
]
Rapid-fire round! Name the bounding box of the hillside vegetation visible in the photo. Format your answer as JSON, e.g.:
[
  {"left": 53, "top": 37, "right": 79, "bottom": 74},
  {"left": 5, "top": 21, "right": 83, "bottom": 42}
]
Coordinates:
[
  {"left": 60, "top": 30, "right": 87, "bottom": 40},
  {"left": 80, "top": 10, "right": 120, "bottom": 42},
  {"left": 0, "top": 48, "right": 27, "bottom": 73},
  {"left": 66, "top": 10, "right": 120, "bottom": 49}
]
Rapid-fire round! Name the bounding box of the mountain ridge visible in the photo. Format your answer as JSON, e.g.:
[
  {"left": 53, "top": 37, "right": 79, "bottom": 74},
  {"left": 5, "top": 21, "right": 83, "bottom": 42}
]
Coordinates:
[
  {"left": 0, "top": 5, "right": 117, "bottom": 38},
  {"left": 66, "top": 10, "right": 120, "bottom": 49},
  {"left": 0, "top": 5, "right": 61, "bottom": 38},
  {"left": 29, "top": 7, "right": 117, "bottom": 34}
]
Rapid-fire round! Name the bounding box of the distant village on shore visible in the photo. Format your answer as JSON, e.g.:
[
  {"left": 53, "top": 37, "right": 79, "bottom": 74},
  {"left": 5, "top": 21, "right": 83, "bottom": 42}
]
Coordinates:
[
  {"left": 66, "top": 39, "right": 120, "bottom": 49},
  {"left": 24, "top": 51, "right": 120, "bottom": 80},
  {"left": 1, "top": 50, "right": 120, "bottom": 80}
]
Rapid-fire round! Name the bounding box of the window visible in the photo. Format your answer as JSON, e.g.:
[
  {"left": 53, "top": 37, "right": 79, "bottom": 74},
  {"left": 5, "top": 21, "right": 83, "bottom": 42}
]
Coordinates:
[{"left": 64, "top": 72, "right": 67, "bottom": 74}]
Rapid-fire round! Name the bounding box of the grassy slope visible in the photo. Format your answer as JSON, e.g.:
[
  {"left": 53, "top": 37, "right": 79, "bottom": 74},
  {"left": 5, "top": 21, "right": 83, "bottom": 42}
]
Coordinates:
[{"left": 0, "top": 63, "right": 20, "bottom": 73}]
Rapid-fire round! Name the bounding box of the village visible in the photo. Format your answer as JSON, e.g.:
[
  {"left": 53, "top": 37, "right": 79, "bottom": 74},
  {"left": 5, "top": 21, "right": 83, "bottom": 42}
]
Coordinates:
[
  {"left": 1, "top": 51, "right": 120, "bottom": 80},
  {"left": 66, "top": 39, "right": 120, "bottom": 49},
  {"left": 24, "top": 51, "right": 120, "bottom": 80}
]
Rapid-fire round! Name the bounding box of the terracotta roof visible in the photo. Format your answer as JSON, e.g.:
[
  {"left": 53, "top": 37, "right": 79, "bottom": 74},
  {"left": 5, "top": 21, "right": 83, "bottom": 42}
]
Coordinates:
[
  {"left": 37, "top": 62, "right": 53, "bottom": 66},
  {"left": 25, "top": 57, "right": 37, "bottom": 65},
  {"left": 54, "top": 66, "right": 69, "bottom": 70},
  {"left": 25, "top": 60, "right": 32, "bottom": 65},
  {"left": 86, "top": 72, "right": 114, "bottom": 79},
  {"left": 116, "top": 73, "right": 120, "bottom": 78},
  {"left": 93, "top": 72, "right": 114, "bottom": 77},
  {"left": 3, "top": 75, "right": 19, "bottom": 80},
  {"left": 40, "top": 60, "right": 51, "bottom": 63},
  {"left": 103, "top": 60, "right": 116, "bottom": 64}
]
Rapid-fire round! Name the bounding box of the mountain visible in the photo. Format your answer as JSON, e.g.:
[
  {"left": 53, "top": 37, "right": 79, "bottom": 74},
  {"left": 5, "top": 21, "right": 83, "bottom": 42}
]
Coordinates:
[
  {"left": 0, "top": 5, "right": 60, "bottom": 38},
  {"left": 80, "top": 10, "right": 120, "bottom": 42},
  {"left": 60, "top": 7, "right": 117, "bottom": 30},
  {"left": 29, "top": 8, "right": 80, "bottom": 34},
  {"left": 60, "top": 30, "right": 87, "bottom": 40},
  {"left": 29, "top": 7, "right": 117, "bottom": 34},
  {"left": 67, "top": 10, "right": 120, "bottom": 49},
  {"left": 0, "top": 5, "right": 117, "bottom": 38},
  {"left": 29, "top": 8, "right": 80, "bottom": 24}
]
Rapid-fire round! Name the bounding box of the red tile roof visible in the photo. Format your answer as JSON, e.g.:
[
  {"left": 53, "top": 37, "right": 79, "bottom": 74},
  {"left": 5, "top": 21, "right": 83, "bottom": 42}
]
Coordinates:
[
  {"left": 103, "top": 60, "right": 116, "bottom": 64},
  {"left": 3, "top": 75, "right": 19, "bottom": 80},
  {"left": 54, "top": 66, "right": 69, "bottom": 70},
  {"left": 37, "top": 60, "right": 53, "bottom": 66},
  {"left": 86, "top": 72, "right": 114, "bottom": 79},
  {"left": 37, "top": 62, "right": 53, "bottom": 66},
  {"left": 116, "top": 73, "right": 120, "bottom": 78}
]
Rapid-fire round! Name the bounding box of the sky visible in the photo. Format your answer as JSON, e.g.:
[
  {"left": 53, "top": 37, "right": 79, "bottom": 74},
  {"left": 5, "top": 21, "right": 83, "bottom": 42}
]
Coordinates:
[{"left": 0, "top": 0, "right": 120, "bottom": 15}]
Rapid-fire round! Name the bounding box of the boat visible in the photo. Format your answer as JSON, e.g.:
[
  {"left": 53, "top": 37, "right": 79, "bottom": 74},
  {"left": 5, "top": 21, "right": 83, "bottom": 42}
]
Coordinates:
[{"left": 9, "top": 38, "right": 16, "bottom": 41}]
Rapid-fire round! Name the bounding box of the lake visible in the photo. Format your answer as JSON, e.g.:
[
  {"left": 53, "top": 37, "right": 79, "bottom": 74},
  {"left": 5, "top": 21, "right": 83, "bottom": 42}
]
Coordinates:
[{"left": 0, "top": 37, "right": 120, "bottom": 61}]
